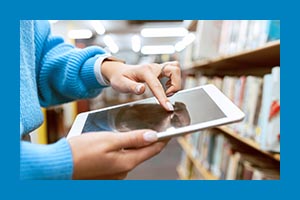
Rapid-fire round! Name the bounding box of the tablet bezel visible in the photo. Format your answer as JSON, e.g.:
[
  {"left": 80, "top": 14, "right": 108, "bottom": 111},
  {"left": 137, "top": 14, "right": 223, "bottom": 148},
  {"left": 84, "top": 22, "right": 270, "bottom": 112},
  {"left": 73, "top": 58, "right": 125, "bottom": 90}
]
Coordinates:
[{"left": 67, "top": 84, "right": 244, "bottom": 140}]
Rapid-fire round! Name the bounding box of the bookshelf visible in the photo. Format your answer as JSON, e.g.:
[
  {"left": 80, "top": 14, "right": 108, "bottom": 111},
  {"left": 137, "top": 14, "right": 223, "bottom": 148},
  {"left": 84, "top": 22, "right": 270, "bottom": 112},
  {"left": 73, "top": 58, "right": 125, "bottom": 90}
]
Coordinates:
[
  {"left": 178, "top": 137, "right": 219, "bottom": 180},
  {"left": 176, "top": 165, "right": 190, "bottom": 180},
  {"left": 177, "top": 20, "right": 280, "bottom": 180},
  {"left": 184, "top": 40, "right": 280, "bottom": 76},
  {"left": 216, "top": 126, "right": 280, "bottom": 162}
]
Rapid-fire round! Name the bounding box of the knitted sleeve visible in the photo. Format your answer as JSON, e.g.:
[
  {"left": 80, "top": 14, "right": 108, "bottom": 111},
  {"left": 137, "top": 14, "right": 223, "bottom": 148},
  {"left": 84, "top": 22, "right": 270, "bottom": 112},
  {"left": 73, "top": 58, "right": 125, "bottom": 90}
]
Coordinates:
[
  {"left": 34, "top": 20, "right": 108, "bottom": 107},
  {"left": 20, "top": 138, "right": 73, "bottom": 180}
]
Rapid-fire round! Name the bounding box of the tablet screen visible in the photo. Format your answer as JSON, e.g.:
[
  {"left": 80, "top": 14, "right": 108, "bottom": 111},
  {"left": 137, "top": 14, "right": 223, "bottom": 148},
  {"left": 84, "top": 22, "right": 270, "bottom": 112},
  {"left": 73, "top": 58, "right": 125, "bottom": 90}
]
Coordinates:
[{"left": 81, "top": 88, "right": 226, "bottom": 133}]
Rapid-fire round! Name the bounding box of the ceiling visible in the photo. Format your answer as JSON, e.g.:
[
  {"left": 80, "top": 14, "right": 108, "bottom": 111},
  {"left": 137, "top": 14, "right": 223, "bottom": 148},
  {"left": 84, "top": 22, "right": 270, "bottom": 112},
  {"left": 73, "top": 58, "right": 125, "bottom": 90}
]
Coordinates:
[{"left": 50, "top": 20, "right": 192, "bottom": 52}]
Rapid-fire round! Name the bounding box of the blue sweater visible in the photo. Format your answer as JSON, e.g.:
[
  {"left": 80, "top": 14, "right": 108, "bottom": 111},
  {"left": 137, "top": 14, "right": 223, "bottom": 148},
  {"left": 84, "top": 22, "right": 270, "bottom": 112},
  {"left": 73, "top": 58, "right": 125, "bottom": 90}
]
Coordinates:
[{"left": 20, "top": 20, "right": 107, "bottom": 179}]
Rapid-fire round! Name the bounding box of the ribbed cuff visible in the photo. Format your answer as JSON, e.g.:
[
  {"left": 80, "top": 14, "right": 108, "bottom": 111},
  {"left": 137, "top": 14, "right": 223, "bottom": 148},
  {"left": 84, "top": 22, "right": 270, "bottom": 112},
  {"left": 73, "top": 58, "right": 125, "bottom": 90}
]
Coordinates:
[
  {"left": 20, "top": 138, "right": 73, "bottom": 180},
  {"left": 80, "top": 56, "right": 103, "bottom": 89},
  {"left": 94, "top": 54, "right": 126, "bottom": 86},
  {"left": 94, "top": 53, "right": 112, "bottom": 86}
]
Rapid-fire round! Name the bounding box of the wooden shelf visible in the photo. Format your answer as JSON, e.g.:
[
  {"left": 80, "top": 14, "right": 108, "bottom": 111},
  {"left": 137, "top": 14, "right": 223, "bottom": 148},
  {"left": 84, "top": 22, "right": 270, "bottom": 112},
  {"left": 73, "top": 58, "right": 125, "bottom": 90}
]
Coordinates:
[
  {"left": 177, "top": 137, "right": 219, "bottom": 180},
  {"left": 183, "top": 40, "right": 280, "bottom": 76},
  {"left": 176, "top": 165, "right": 189, "bottom": 180},
  {"left": 216, "top": 126, "right": 280, "bottom": 162}
]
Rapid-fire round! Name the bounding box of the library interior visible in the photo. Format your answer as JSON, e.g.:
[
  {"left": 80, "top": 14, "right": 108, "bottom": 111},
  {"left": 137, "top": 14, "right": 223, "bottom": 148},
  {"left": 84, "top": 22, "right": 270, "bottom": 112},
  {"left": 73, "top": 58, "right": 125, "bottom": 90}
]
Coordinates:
[{"left": 29, "top": 20, "right": 280, "bottom": 180}]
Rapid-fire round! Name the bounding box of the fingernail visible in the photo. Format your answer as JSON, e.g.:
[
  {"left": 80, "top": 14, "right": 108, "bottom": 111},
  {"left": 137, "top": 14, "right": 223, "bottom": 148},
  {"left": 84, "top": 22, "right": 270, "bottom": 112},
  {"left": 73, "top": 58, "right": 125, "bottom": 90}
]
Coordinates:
[
  {"left": 166, "top": 101, "right": 174, "bottom": 111},
  {"left": 143, "top": 131, "right": 158, "bottom": 142},
  {"left": 167, "top": 92, "right": 174, "bottom": 97},
  {"left": 135, "top": 84, "right": 143, "bottom": 94}
]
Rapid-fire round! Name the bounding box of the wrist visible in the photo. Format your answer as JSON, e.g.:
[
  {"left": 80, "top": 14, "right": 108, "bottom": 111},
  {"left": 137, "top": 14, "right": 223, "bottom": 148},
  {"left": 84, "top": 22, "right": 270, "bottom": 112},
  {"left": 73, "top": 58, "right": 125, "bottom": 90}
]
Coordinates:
[{"left": 101, "top": 59, "right": 126, "bottom": 83}]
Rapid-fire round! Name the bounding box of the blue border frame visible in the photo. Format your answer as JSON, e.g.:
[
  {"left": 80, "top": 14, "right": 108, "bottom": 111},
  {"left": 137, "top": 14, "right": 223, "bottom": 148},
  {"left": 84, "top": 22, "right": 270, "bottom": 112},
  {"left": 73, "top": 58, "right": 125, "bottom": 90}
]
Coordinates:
[{"left": 1, "top": 0, "right": 296, "bottom": 199}]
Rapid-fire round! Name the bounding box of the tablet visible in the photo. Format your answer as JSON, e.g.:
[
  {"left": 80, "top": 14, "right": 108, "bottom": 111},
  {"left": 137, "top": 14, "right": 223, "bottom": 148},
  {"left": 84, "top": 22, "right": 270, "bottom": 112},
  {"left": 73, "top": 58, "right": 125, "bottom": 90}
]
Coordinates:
[{"left": 67, "top": 84, "right": 244, "bottom": 140}]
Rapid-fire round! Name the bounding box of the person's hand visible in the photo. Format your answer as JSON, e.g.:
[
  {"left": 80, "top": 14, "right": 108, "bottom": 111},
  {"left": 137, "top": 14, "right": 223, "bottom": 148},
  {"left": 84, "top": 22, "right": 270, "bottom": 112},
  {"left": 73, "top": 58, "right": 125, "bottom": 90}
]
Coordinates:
[
  {"left": 68, "top": 130, "right": 168, "bottom": 180},
  {"left": 101, "top": 61, "right": 181, "bottom": 111}
]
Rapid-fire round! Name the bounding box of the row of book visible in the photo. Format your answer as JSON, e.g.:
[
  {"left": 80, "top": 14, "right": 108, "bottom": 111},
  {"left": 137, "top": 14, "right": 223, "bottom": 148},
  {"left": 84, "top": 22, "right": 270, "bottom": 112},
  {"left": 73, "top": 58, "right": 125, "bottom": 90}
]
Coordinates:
[
  {"left": 178, "top": 130, "right": 280, "bottom": 180},
  {"left": 184, "top": 66, "right": 280, "bottom": 152},
  {"left": 180, "top": 20, "right": 280, "bottom": 68}
]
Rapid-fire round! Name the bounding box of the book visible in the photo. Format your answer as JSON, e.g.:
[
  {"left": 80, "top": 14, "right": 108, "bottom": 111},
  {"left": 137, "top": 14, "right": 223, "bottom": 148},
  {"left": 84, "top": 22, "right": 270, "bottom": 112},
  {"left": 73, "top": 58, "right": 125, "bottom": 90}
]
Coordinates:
[
  {"left": 179, "top": 42, "right": 194, "bottom": 69},
  {"left": 179, "top": 129, "right": 279, "bottom": 180},
  {"left": 265, "top": 67, "right": 280, "bottom": 152},
  {"left": 193, "top": 20, "right": 223, "bottom": 60},
  {"left": 190, "top": 132, "right": 200, "bottom": 157},
  {"left": 252, "top": 167, "right": 280, "bottom": 180},
  {"left": 219, "top": 139, "right": 233, "bottom": 179},
  {"left": 178, "top": 150, "right": 193, "bottom": 179},
  {"left": 211, "top": 134, "right": 225, "bottom": 178},
  {"left": 256, "top": 74, "right": 272, "bottom": 145},
  {"left": 179, "top": 20, "right": 280, "bottom": 70},
  {"left": 184, "top": 75, "right": 198, "bottom": 89},
  {"left": 183, "top": 70, "right": 280, "bottom": 153},
  {"left": 218, "top": 20, "right": 233, "bottom": 56},
  {"left": 240, "top": 76, "right": 263, "bottom": 139},
  {"left": 242, "top": 160, "right": 254, "bottom": 180},
  {"left": 267, "top": 20, "right": 280, "bottom": 42},
  {"left": 244, "top": 20, "right": 269, "bottom": 50},
  {"left": 225, "top": 151, "right": 241, "bottom": 180}
]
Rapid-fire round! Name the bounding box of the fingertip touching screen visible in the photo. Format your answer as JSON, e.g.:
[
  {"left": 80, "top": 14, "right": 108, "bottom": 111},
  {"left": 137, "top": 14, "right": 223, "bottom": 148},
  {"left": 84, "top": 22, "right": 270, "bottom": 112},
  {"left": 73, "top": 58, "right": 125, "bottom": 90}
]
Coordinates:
[{"left": 81, "top": 88, "right": 226, "bottom": 133}]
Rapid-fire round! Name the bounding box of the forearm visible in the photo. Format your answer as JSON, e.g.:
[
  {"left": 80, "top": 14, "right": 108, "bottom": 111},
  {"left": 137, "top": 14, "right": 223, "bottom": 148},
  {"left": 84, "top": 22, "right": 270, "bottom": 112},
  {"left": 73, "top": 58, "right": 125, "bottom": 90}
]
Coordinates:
[
  {"left": 34, "top": 20, "right": 108, "bottom": 107},
  {"left": 20, "top": 138, "right": 73, "bottom": 180},
  {"left": 38, "top": 47, "right": 106, "bottom": 107}
]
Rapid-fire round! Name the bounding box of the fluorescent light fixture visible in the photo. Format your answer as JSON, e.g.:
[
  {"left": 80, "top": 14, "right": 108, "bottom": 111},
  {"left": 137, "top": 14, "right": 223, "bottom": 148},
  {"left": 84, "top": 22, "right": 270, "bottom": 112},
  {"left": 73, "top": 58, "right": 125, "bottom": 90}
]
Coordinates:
[
  {"left": 141, "top": 27, "right": 188, "bottom": 37},
  {"left": 103, "top": 35, "right": 119, "bottom": 53},
  {"left": 175, "top": 33, "right": 196, "bottom": 52},
  {"left": 49, "top": 20, "right": 58, "bottom": 24},
  {"left": 131, "top": 35, "right": 141, "bottom": 52},
  {"left": 141, "top": 45, "right": 175, "bottom": 55},
  {"left": 182, "top": 33, "right": 195, "bottom": 45},
  {"left": 175, "top": 41, "right": 186, "bottom": 52},
  {"left": 68, "top": 29, "right": 93, "bottom": 39},
  {"left": 90, "top": 20, "right": 105, "bottom": 35}
]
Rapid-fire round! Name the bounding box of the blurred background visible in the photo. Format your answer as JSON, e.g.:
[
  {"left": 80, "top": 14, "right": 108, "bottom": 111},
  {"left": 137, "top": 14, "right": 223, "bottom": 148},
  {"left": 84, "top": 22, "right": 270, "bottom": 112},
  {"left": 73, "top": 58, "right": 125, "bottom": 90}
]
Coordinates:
[
  {"left": 30, "top": 20, "right": 280, "bottom": 180},
  {"left": 49, "top": 20, "right": 191, "bottom": 63}
]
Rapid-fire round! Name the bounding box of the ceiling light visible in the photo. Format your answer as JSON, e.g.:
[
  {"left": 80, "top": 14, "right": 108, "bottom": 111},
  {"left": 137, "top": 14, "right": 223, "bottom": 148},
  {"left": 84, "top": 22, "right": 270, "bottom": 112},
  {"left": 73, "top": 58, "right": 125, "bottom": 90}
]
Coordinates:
[
  {"left": 141, "top": 27, "right": 188, "bottom": 37},
  {"left": 90, "top": 20, "right": 105, "bottom": 35},
  {"left": 175, "top": 33, "right": 196, "bottom": 52},
  {"left": 103, "top": 35, "right": 119, "bottom": 53},
  {"left": 175, "top": 41, "right": 186, "bottom": 52},
  {"left": 141, "top": 45, "right": 175, "bottom": 55},
  {"left": 49, "top": 20, "right": 58, "bottom": 24},
  {"left": 131, "top": 35, "right": 141, "bottom": 52},
  {"left": 182, "top": 33, "right": 196, "bottom": 45},
  {"left": 68, "top": 29, "right": 93, "bottom": 39}
]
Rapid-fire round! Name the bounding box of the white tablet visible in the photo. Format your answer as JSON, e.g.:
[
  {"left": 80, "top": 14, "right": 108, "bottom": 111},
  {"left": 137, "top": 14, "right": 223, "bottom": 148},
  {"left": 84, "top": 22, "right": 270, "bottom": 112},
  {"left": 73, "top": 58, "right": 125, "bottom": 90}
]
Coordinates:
[{"left": 67, "top": 84, "right": 244, "bottom": 140}]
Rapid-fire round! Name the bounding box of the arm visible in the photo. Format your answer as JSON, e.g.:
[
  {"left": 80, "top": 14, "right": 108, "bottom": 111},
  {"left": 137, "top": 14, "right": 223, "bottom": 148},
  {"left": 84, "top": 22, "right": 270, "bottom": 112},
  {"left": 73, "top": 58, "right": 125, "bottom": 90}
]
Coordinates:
[
  {"left": 68, "top": 130, "right": 166, "bottom": 180},
  {"left": 34, "top": 20, "right": 108, "bottom": 107},
  {"left": 20, "top": 127, "right": 167, "bottom": 180},
  {"left": 20, "top": 139, "right": 73, "bottom": 180}
]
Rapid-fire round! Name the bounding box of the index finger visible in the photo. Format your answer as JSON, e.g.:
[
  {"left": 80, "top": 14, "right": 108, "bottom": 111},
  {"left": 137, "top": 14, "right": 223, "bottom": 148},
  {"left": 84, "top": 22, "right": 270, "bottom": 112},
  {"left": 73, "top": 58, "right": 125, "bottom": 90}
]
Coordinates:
[{"left": 143, "top": 73, "right": 174, "bottom": 111}]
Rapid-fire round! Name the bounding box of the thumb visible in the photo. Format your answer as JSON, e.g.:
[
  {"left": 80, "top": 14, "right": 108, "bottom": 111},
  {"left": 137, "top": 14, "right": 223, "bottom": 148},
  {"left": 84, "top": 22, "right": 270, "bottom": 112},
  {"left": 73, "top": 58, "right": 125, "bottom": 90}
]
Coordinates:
[
  {"left": 112, "top": 130, "right": 158, "bottom": 149},
  {"left": 114, "top": 77, "right": 145, "bottom": 95}
]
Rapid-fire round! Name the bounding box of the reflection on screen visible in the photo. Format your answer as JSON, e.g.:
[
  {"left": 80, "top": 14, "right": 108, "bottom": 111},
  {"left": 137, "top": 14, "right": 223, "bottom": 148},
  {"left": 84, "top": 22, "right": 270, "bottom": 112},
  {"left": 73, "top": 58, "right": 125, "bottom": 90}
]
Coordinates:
[{"left": 82, "top": 88, "right": 226, "bottom": 133}]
